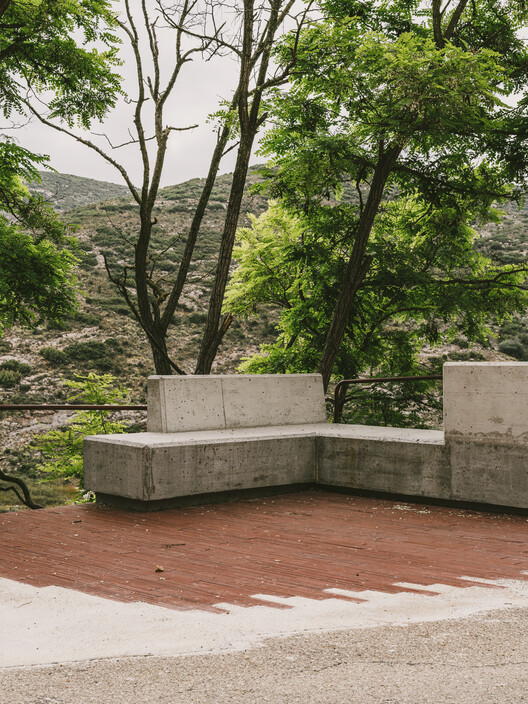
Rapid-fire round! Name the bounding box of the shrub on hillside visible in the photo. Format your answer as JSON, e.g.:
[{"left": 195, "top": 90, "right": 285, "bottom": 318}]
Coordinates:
[
  {"left": 0, "top": 359, "right": 31, "bottom": 375},
  {"left": 40, "top": 347, "right": 68, "bottom": 366},
  {"left": 0, "top": 369, "right": 21, "bottom": 388},
  {"left": 498, "top": 339, "right": 526, "bottom": 360}
]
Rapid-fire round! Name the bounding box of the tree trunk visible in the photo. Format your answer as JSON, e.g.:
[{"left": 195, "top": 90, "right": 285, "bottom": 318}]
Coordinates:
[
  {"left": 149, "top": 331, "right": 174, "bottom": 375},
  {"left": 0, "top": 467, "right": 42, "bottom": 509},
  {"left": 318, "top": 145, "right": 402, "bottom": 390},
  {"left": 195, "top": 140, "right": 253, "bottom": 374},
  {"left": 195, "top": 0, "right": 258, "bottom": 375}
]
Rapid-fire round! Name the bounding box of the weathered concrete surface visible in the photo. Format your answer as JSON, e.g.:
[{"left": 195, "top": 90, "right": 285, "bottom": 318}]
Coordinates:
[
  {"left": 4, "top": 607, "right": 528, "bottom": 704},
  {"left": 317, "top": 427, "right": 449, "bottom": 499},
  {"left": 2, "top": 576, "right": 528, "bottom": 704},
  {"left": 85, "top": 426, "right": 321, "bottom": 501},
  {"left": 147, "top": 374, "right": 326, "bottom": 433},
  {"left": 85, "top": 365, "right": 528, "bottom": 510},
  {"left": 148, "top": 376, "right": 225, "bottom": 433},
  {"left": 2, "top": 574, "right": 528, "bottom": 668},
  {"left": 442, "top": 362, "right": 528, "bottom": 507},
  {"left": 444, "top": 361, "right": 528, "bottom": 444},
  {"left": 449, "top": 440, "right": 528, "bottom": 506}
]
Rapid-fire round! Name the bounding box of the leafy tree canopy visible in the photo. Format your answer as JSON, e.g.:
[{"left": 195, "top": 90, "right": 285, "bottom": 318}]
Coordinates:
[
  {"left": 0, "top": 143, "right": 79, "bottom": 331},
  {"left": 0, "top": 0, "right": 121, "bottom": 127},
  {"left": 246, "top": 0, "right": 528, "bottom": 389},
  {"left": 227, "top": 198, "right": 528, "bottom": 381},
  {"left": 0, "top": 0, "right": 122, "bottom": 332}
]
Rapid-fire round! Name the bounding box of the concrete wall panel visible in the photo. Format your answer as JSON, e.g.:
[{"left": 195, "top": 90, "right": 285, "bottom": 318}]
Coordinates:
[
  {"left": 147, "top": 374, "right": 326, "bottom": 433},
  {"left": 149, "top": 436, "right": 315, "bottom": 500},
  {"left": 318, "top": 434, "right": 450, "bottom": 500},
  {"left": 84, "top": 437, "right": 151, "bottom": 501},
  {"left": 147, "top": 376, "right": 225, "bottom": 433},
  {"left": 85, "top": 367, "right": 528, "bottom": 511},
  {"left": 449, "top": 440, "right": 528, "bottom": 507},
  {"left": 444, "top": 362, "right": 528, "bottom": 444},
  {"left": 221, "top": 374, "right": 326, "bottom": 428}
]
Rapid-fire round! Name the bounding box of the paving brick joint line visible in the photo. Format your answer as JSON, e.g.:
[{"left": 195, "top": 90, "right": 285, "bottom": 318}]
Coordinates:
[{"left": 1, "top": 491, "right": 528, "bottom": 613}]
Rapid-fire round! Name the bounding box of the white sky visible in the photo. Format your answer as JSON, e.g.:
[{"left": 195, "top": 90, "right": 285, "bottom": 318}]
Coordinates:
[{"left": 13, "top": 2, "right": 265, "bottom": 188}]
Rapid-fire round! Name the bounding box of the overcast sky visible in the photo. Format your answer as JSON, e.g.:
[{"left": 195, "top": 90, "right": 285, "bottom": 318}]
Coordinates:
[{"left": 15, "top": 3, "right": 263, "bottom": 188}]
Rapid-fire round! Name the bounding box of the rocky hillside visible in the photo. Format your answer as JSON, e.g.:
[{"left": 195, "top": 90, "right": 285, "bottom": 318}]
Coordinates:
[
  {"left": 29, "top": 171, "right": 130, "bottom": 212},
  {"left": 1, "top": 168, "right": 272, "bottom": 410},
  {"left": 2, "top": 169, "right": 528, "bottom": 428}
]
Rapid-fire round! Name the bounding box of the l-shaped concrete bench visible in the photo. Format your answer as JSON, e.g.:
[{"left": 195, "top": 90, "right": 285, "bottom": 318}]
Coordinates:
[{"left": 84, "top": 363, "right": 528, "bottom": 510}]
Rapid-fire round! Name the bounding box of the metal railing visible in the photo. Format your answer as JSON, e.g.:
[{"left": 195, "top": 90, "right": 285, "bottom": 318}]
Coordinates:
[
  {"left": 333, "top": 374, "right": 443, "bottom": 423},
  {"left": 0, "top": 404, "right": 147, "bottom": 411}
]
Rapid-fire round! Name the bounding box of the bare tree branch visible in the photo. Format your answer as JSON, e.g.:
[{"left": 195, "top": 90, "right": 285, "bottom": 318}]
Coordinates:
[{"left": 0, "top": 466, "right": 43, "bottom": 510}]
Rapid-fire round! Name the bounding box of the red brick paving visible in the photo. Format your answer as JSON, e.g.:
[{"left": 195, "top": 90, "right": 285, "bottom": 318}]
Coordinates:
[{"left": 1, "top": 491, "right": 527, "bottom": 613}]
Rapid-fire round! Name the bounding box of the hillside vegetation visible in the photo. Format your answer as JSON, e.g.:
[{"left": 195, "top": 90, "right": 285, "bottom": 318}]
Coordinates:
[
  {"left": 1, "top": 168, "right": 528, "bottom": 429},
  {"left": 1, "top": 168, "right": 272, "bottom": 409}
]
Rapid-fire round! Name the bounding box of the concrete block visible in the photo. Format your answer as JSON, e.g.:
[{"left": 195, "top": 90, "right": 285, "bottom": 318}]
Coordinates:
[
  {"left": 317, "top": 426, "right": 449, "bottom": 500},
  {"left": 85, "top": 426, "right": 318, "bottom": 502},
  {"left": 147, "top": 374, "right": 327, "bottom": 433},
  {"left": 221, "top": 374, "right": 327, "bottom": 428},
  {"left": 149, "top": 435, "right": 315, "bottom": 500},
  {"left": 85, "top": 368, "right": 528, "bottom": 511},
  {"left": 147, "top": 376, "right": 224, "bottom": 433},
  {"left": 84, "top": 436, "right": 155, "bottom": 501},
  {"left": 449, "top": 440, "right": 528, "bottom": 508},
  {"left": 444, "top": 362, "right": 528, "bottom": 445}
]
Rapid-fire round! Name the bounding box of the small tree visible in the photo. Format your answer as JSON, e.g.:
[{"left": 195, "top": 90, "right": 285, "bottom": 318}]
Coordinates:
[
  {"left": 0, "top": 0, "right": 121, "bottom": 331},
  {"left": 27, "top": 0, "right": 309, "bottom": 375},
  {"left": 0, "top": 0, "right": 123, "bottom": 508},
  {"left": 225, "top": 197, "right": 528, "bottom": 422},
  {"left": 35, "top": 374, "right": 129, "bottom": 489}
]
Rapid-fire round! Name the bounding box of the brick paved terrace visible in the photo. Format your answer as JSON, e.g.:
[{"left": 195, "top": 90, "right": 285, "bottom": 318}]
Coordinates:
[{"left": 2, "top": 491, "right": 527, "bottom": 613}]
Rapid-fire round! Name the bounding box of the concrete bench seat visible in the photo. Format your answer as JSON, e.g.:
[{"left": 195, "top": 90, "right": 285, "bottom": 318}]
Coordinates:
[
  {"left": 85, "top": 374, "right": 329, "bottom": 508},
  {"left": 85, "top": 425, "right": 321, "bottom": 505},
  {"left": 84, "top": 364, "right": 528, "bottom": 510}
]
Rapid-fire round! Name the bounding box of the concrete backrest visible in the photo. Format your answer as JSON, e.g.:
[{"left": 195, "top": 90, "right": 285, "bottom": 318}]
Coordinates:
[
  {"left": 444, "top": 362, "right": 528, "bottom": 445},
  {"left": 147, "top": 374, "right": 327, "bottom": 433}
]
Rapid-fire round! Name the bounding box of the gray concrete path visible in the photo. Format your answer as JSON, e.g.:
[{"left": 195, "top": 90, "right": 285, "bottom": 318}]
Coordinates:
[
  {"left": 2, "top": 606, "right": 528, "bottom": 703},
  {"left": 2, "top": 576, "right": 528, "bottom": 703}
]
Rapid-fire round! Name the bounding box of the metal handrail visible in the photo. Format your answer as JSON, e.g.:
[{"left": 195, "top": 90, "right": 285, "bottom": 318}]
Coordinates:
[
  {"left": 0, "top": 404, "right": 147, "bottom": 411},
  {"left": 333, "top": 374, "right": 443, "bottom": 423}
]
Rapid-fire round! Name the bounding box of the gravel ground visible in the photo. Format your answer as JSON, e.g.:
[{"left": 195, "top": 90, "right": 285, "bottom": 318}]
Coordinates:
[{"left": 2, "top": 606, "right": 528, "bottom": 704}]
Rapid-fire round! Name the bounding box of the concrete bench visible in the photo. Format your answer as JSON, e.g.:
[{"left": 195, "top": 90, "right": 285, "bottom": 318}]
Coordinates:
[
  {"left": 84, "top": 363, "right": 528, "bottom": 510},
  {"left": 84, "top": 374, "right": 328, "bottom": 508}
]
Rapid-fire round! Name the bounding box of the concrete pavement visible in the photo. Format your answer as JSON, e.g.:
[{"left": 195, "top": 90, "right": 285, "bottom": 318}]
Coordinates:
[{"left": 2, "top": 575, "right": 528, "bottom": 703}]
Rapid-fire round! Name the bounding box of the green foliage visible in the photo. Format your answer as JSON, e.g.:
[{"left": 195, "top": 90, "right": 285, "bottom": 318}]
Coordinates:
[
  {"left": 446, "top": 350, "right": 486, "bottom": 362},
  {"left": 0, "top": 147, "right": 80, "bottom": 331},
  {"left": 498, "top": 339, "right": 526, "bottom": 359},
  {"left": 250, "top": 0, "right": 528, "bottom": 389},
  {"left": 0, "top": 359, "right": 31, "bottom": 375},
  {"left": 0, "top": 369, "right": 20, "bottom": 388},
  {"left": 227, "top": 200, "right": 528, "bottom": 424},
  {"left": 35, "top": 373, "right": 128, "bottom": 487},
  {"left": 0, "top": 359, "right": 32, "bottom": 388},
  {"left": 0, "top": 0, "right": 122, "bottom": 128},
  {"left": 39, "top": 339, "right": 125, "bottom": 371},
  {"left": 40, "top": 346, "right": 68, "bottom": 366},
  {"left": 341, "top": 379, "right": 444, "bottom": 430},
  {"left": 0, "top": 0, "right": 122, "bottom": 335},
  {"left": 74, "top": 310, "right": 102, "bottom": 327},
  {"left": 63, "top": 341, "right": 109, "bottom": 362}
]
